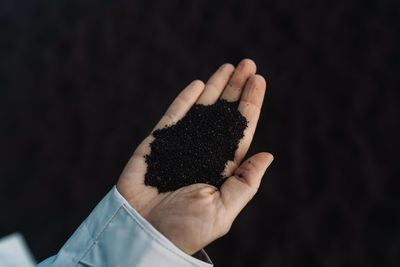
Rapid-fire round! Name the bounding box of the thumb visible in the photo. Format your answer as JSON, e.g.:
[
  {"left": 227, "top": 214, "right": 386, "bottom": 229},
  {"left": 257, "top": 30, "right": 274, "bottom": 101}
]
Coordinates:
[{"left": 220, "top": 152, "right": 274, "bottom": 221}]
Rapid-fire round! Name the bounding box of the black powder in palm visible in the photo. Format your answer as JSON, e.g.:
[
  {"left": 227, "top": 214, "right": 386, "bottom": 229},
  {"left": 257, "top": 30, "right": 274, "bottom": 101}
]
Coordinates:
[{"left": 144, "top": 99, "right": 247, "bottom": 193}]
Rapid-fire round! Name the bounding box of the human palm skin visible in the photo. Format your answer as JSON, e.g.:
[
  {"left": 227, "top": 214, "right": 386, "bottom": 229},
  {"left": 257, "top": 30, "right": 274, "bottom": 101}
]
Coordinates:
[{"left": 116, "top": 59, "right": 274, "bottom": 255}]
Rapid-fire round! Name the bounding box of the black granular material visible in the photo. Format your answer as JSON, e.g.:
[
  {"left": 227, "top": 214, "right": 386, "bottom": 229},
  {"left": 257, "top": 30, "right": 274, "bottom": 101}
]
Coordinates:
[{"left": 144, "top": 99, "right": 248, "bottom": 193}]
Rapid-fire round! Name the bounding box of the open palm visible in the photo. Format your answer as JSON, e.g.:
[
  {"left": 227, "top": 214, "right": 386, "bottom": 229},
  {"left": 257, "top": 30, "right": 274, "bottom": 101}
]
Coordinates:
[{"left": 116, "top": 59, "right": 273, "bottom": 255}]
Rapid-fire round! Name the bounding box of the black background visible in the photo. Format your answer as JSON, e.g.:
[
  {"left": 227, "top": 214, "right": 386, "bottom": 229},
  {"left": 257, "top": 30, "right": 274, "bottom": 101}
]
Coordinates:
[{"left": 1, "top": 0, "right": 399, "bottom": 266}]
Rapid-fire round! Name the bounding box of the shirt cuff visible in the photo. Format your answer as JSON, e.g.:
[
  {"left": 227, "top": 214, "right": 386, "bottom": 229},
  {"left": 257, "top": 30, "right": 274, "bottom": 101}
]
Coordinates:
[
  {"left": 38, "top": 186, "right": 213, "bottom": 267},
  {"left": 112, "top": 186, "right": 213, "bottom": 266}
]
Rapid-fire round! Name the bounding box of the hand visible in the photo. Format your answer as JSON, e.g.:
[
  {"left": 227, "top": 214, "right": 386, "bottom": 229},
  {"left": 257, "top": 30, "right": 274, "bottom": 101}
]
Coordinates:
[{"left": 116, "top": 59, "right": 273, "bottom": 255}]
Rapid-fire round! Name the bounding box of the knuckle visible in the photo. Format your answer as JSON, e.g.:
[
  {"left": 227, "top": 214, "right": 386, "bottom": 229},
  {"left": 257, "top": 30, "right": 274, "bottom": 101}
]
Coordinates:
[
  {"left": 164, "top": 111, "right": 176, "bottom": 122},
  {"left": 164, "top": 106, "right": 179, "bottom": 121},
  {"left": 206, "top": 83, "right": 219, "bottom": 92}
]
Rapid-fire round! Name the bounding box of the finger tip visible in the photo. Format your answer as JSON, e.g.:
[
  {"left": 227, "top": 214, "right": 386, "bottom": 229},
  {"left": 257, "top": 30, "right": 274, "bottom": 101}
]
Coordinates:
[
  {"left": 222, "top": 62, "right": 235, "bottom": 70},
  {"left": 239, "top": 58, "right": 257, "bottom": 73},
  {"left": 260, "top": 152, "right": 274, "bottom": 164},
  {"left": 192, "top": 79, "right": 205, "bottom": 87},
  {"left": 253, "top": 74, "right": 266, "bottom": 87},
  {"left": 241, "top": 58, "right": 256, "bottom": 66}
]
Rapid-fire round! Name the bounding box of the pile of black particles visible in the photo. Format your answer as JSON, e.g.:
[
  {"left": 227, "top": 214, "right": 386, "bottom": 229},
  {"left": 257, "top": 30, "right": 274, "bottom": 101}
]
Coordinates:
[{"left": 144, "top": 99, "right": 248, "bottom": 193}]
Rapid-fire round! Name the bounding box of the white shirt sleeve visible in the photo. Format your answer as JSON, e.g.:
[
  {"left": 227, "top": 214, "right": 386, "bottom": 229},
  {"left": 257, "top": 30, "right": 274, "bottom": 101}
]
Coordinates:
[{"left": 37, "top": 186, "right": 213, "bottom": 267}]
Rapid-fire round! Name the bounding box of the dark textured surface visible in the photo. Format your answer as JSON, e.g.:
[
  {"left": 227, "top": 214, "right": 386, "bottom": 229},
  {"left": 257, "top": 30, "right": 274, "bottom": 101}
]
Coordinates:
[
  {"left": 0, "top": 0, "right": 399, "bottom": 266},
  {"left": 145, "top": 100, "right": 247, "bottom": 193}
]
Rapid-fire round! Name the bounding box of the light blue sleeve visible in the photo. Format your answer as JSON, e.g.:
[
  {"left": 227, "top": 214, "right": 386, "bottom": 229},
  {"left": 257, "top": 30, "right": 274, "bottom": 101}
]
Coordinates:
[{"left": 37, "top": 186, "right": 213, "bottom": 267}]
